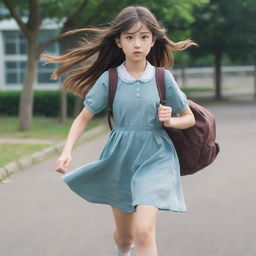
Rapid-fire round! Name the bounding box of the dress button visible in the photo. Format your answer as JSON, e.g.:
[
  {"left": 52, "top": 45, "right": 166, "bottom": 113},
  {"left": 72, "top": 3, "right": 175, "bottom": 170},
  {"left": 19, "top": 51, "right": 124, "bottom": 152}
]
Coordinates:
[
  {"left": 136, "top": 93, "right": 140, "bottom": 96},
  {"left": 136, "top": 88, "right": 140, "bottom": 91}
]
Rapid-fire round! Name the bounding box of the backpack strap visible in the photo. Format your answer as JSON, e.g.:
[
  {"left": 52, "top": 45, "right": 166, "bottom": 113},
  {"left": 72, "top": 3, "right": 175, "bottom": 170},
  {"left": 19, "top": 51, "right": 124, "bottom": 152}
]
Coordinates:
[
  {"left": 108, "top": 67, "right": 118, "bottom": 129},
  {"left": 107, "top": 66, "right": 167, "bottom": 130},
  {"left": 155, "top": 67, "right": 166, "bottom": 105}
]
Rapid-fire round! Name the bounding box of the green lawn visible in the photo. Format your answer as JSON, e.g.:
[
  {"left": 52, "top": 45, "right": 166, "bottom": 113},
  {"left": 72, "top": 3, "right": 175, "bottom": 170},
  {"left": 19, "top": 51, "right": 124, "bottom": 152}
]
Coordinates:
[
  {"left": 0, "top": 115, "right": 104, "bottom": 140},
  {"left": 0, "top": 143, "right": 50, "bottom": 167},
  {"left": 0, "top": 115, "right": 106, "bottom": 167}
]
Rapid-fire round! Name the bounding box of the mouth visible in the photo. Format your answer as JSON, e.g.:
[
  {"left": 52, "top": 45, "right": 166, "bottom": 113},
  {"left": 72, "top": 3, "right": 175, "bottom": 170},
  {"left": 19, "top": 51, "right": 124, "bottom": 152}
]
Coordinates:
[{"left": 133, "top": 51, "right": 142, "bottom": 55}]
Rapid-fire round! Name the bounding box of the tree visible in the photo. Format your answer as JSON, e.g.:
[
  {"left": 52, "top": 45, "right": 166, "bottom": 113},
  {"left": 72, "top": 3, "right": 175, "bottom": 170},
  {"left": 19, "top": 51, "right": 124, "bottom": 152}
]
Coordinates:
[
  {"left": 1, "top": 0, "right": 107, "bottom": 129},
  {"left": 3, "top": 0, "right": 42, "bottom": 130},
  {"left": 225, "top": 0, "right": 256, "bottom": 100},
  {"left": 190, "top": 0, "right": 256, "bottom": 100},
  {"left": 2, "top": 0, "right": 206, "bottom": 130},
  {"left": 2, "top": 0, "right": 64, "bottom": 130},
  {"left": 50, "top": 0, "right": 207, "bottom": 117}
]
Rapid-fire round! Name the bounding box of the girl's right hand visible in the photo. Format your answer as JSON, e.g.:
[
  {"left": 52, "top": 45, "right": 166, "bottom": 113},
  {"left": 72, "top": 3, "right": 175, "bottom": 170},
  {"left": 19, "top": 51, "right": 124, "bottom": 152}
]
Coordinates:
[{"left": 56, "top": 152, "right": 72, "bottom": 174}]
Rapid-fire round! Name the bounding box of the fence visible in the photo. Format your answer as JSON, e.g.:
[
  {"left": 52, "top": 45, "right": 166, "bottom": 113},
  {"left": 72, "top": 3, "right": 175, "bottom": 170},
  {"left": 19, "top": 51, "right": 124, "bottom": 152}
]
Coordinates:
[{"left": 171, "top": 65, "right": 255, "bottom": 100}]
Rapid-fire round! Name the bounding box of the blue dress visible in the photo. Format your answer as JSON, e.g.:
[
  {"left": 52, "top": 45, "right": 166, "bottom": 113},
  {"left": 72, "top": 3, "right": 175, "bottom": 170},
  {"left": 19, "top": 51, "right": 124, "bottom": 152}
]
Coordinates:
[{"left": 61, "top": 61, "right": 189, "bottom": 213}]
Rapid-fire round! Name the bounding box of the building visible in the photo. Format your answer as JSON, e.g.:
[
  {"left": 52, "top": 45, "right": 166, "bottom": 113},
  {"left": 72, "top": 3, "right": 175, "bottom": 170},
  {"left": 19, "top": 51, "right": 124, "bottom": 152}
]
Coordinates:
[{"left": 0, "top": 18, "right": 61, "bottom": 91}]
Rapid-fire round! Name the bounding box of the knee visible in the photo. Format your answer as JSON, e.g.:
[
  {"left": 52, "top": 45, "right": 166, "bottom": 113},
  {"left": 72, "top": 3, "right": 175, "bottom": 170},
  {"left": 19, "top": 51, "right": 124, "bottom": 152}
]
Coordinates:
[
  {"left": 135, "top": 226, "right": 154, "bottom": 245},
  {"left": 113, "top": 230, "right": 134, "bottom": 248}
]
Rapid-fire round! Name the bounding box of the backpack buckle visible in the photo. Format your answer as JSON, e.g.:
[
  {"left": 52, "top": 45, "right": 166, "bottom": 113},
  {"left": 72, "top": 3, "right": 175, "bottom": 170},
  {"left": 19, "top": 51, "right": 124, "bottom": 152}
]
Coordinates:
[{"left": 161, "top": 100, "right": 166, "bottom": 105}]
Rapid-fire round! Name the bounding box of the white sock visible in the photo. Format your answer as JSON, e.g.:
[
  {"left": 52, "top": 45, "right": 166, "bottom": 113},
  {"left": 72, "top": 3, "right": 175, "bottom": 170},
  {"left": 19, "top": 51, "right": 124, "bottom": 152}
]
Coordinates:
[
  {"left": 117, "top": 250, "right": 131, "bottom": 256},
  {"left": 115, "top": 244, "right": 134, "bottom": 256}
]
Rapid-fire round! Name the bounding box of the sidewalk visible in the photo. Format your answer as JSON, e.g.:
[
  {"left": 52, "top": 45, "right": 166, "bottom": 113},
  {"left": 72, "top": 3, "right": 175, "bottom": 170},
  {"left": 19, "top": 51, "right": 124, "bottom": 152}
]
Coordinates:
[
  {"left": 0, "top": 122, "right": 109, "bottom": 182},
  {"left": 0, "top": 103, "right": 256, "bottom": 256}
]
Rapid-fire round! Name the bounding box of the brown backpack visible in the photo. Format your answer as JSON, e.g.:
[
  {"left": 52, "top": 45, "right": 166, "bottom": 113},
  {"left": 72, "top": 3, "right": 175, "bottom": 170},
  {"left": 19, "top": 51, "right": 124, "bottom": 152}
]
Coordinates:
[{"left": 107, "top": 67, "right": 220, "bottom": 176}]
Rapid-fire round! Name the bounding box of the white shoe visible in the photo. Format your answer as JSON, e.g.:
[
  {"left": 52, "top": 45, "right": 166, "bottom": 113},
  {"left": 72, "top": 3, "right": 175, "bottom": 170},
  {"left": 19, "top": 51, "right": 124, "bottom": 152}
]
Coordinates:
[
  {"left": 115, "top": 243, "right": 135, "bottom": 256},
  {"left": 116, "top": 247, "right": 131, "bottom": 256}
]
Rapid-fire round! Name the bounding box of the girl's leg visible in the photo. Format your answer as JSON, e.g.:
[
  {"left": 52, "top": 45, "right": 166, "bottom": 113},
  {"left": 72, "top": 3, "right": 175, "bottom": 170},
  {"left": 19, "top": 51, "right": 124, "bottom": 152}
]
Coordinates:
[
  {"left": 111, "top": 206, "right": 136, "bottom": 253},
  {"left": 134, "top": 204, "right": 159, "bottom": 256}
]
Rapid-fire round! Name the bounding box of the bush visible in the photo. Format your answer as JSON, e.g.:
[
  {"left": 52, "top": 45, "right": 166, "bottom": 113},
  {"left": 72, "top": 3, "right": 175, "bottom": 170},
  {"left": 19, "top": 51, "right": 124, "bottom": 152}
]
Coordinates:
[
  {"left": 0, "top": 91, "right": 19, "bottom": 116},
  {"left": 0, "top": 90, "right": 107, "bottom": 117},
  {"left": 33, "top": 90, "right": 76, "bottom": 117}
]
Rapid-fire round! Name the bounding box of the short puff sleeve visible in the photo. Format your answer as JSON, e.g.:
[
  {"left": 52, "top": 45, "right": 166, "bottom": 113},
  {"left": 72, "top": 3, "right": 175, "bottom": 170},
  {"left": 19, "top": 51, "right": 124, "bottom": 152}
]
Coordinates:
[
  {"left": 164, "top": 69, "right": 188, "bottom": 115},
  {"left": 83, "top": 71, "right": 109, "bottom": 114}
]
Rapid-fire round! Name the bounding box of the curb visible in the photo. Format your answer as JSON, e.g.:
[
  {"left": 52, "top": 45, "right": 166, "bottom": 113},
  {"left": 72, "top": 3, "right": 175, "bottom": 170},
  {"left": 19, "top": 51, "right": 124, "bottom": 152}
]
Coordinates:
[{"left": 0, "top": 124, "right": 109, "bottom": 182}]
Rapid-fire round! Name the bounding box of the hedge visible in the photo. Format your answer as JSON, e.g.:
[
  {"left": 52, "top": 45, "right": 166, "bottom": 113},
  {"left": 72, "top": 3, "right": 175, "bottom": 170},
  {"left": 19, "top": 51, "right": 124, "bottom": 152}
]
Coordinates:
[{"left": 0, "top": 90, "right": 106, "bottom": 117}]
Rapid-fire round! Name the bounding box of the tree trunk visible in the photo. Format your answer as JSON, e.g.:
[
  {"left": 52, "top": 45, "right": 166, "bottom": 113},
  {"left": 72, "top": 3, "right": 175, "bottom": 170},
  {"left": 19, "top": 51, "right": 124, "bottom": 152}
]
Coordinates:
[
  {"left": 254, "top": 56, "right": 256, "bottom": 101},
  {"left": 58, "top": 33, "right": 80, "bottom": 123},
  {"left": 181, "top": 65, "right": 187, "bottom": 88},
  {"left": 18, "top": 40, "right": 38, "bottom": 131},
  {"left": 214, "top": 52, "right": 222, "bottom": 100},
  {"left": 59, "top": 89, "right": 67, "bottom": 123},
  {"left": 73, "top": 96, "right": 83, "bottom": 118}
]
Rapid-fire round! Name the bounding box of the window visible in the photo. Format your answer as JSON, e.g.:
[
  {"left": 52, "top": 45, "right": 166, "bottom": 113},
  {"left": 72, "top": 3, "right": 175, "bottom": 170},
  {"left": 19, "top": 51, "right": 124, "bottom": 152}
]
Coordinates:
[
  {"left": 39, "top": 30, "right": 59, "bottom": 54},
  {"left": 3, "top": 30, "right": 60, "bottom": 86},
  {"left": 4, "top": 31, "right": 27, "bottom": 55},
  {"left": 38, "top": 61, "right": 59, "bottom": 83},
  {"left": 5, "top": 61, "right": 26, "bottom": 85},
  {"left": 5, "top": 60, "right": 59, "bottom": 85}
]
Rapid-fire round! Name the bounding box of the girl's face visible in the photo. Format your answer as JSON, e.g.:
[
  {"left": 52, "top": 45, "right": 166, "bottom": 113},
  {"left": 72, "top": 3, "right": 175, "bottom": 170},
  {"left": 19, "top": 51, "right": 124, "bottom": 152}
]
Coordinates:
[{"left": 115, "top": 22, "right": 155, "bottom": 63}]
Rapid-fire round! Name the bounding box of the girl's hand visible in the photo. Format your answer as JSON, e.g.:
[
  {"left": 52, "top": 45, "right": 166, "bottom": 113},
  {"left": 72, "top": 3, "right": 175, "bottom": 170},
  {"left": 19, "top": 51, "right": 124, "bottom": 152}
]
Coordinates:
[
  {"left": 56, "top": 152, "right": 72, "bottom": 174},
  {"left": 158, "top": 104, "right": 172, "bottom": 127}
]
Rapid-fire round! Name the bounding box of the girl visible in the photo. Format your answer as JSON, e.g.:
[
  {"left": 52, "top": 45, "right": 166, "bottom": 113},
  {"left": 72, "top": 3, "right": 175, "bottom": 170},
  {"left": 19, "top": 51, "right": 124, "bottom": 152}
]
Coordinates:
[{"left": 42, "top": 6, "right": 196, "bottom": 256}]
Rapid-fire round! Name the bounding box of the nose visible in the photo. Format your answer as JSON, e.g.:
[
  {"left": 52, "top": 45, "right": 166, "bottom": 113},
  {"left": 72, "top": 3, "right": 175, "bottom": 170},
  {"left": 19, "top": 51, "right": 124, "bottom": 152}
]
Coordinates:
[{"left": 134, "top": 38, "right": 141, "bottom": 48}]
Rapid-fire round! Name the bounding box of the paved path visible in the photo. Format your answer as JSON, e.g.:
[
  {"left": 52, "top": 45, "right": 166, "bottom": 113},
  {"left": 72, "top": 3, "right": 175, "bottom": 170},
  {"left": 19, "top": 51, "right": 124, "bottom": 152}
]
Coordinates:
[
  {"left": 0, "top": 138, "right": 55, "bottom": 144},
  {"left": 0, "top": 103, "right": 256, "bottom": 256}
]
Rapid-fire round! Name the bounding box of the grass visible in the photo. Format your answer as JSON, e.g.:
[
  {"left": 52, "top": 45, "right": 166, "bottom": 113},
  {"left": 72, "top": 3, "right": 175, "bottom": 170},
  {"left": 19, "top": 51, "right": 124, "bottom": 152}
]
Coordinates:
[
  {"left": 0, "top": 115, "right": 105, "bottom": 140},
  {"left": 0, "top": 143, "right": 50, "bottom": 167},
  {"left": 0, "top": 115, "right": 106, "bottom": 167}
]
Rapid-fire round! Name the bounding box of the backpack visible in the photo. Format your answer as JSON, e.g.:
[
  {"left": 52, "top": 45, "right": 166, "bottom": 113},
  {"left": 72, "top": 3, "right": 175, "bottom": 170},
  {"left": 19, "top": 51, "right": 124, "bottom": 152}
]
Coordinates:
[{"left": 107, "top": 67, "right": 220, "bottom": 176}]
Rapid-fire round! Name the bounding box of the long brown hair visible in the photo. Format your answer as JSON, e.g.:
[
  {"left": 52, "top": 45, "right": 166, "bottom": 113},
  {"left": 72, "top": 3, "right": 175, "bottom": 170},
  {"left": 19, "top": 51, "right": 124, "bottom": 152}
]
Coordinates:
[{"left": 41, "top": 6, "right": 198, "bottom": 98}]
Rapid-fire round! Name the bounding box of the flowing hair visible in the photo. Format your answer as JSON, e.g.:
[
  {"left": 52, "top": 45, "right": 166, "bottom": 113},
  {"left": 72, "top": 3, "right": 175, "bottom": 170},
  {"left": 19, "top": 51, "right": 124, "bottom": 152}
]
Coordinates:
[{"left": 41, "top": 6, "right": 198, "bottom": 98}]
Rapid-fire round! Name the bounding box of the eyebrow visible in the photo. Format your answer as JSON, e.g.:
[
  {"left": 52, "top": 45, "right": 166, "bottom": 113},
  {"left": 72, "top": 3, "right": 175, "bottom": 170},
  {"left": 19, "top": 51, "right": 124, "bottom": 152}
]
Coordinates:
[{"left": 123, "top": 31, "right": 151, "bottom": 35}]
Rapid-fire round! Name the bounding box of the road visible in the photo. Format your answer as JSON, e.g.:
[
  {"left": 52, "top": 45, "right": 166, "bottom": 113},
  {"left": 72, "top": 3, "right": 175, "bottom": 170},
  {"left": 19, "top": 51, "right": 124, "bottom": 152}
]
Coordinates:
[{"left": 0, "top": 103, "right": 256, "bottom": 256}]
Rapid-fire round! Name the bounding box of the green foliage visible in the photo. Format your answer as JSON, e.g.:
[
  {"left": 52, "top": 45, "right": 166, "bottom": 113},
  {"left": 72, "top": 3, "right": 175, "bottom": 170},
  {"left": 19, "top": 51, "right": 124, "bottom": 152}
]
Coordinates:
[
  {"left": 0, "top": 90, "right": 108, "bottom": 117},
  {"left": 2, "top": 0, "right": 208, "bottom": 66},
  {"left": 0, "top": 1, "right": 29, "bottom": 20},
  {"left": 190, "top": 0, "right": 256, "bottom": 60},
  {"left": 0, "top": 90, "right": 75, "bottom": 117},
  {"left": 38, "top": 0, "right": 208, "bottom": 37}
]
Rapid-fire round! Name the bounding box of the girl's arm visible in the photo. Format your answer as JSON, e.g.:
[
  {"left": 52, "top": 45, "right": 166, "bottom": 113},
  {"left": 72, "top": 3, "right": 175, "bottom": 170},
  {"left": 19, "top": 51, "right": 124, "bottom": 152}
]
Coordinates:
[
  {"left": 158, "top": 104, "right": 195, "bottom": 130},
  {"left": 164, "top": 107, "right": 195, "bottom": 129},
  {"left": 56, "top": 108, "right": 94, "bottom": 173},
  {"left": 62, "top": 108, "right": 94, "bottom": 153}
]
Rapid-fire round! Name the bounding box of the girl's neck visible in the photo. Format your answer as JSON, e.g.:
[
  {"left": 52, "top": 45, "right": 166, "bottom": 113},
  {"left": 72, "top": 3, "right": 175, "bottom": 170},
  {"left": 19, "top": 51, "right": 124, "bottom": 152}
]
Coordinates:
[{"left": 124, "top": 59, "right": 147, "bottom": 75}]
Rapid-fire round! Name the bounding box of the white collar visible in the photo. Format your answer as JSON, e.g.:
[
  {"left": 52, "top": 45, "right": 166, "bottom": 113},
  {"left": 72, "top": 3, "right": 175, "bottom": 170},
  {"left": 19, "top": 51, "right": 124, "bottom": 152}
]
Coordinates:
[{"left": 117, "top": 61, "right": 155, "bottom": 83}]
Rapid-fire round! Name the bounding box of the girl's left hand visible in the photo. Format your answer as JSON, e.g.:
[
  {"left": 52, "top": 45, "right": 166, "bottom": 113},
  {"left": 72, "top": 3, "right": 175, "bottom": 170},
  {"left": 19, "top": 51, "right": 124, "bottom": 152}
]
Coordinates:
[{"left": 158, "top": 104, "right": 172, "bottom": 126}]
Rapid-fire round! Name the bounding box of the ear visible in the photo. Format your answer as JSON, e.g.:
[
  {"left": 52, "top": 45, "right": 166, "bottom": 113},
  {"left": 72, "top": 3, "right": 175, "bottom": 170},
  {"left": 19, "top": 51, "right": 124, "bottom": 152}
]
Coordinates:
[{"left": 115, "top": 38, "right": 122, "bottom": 48}]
